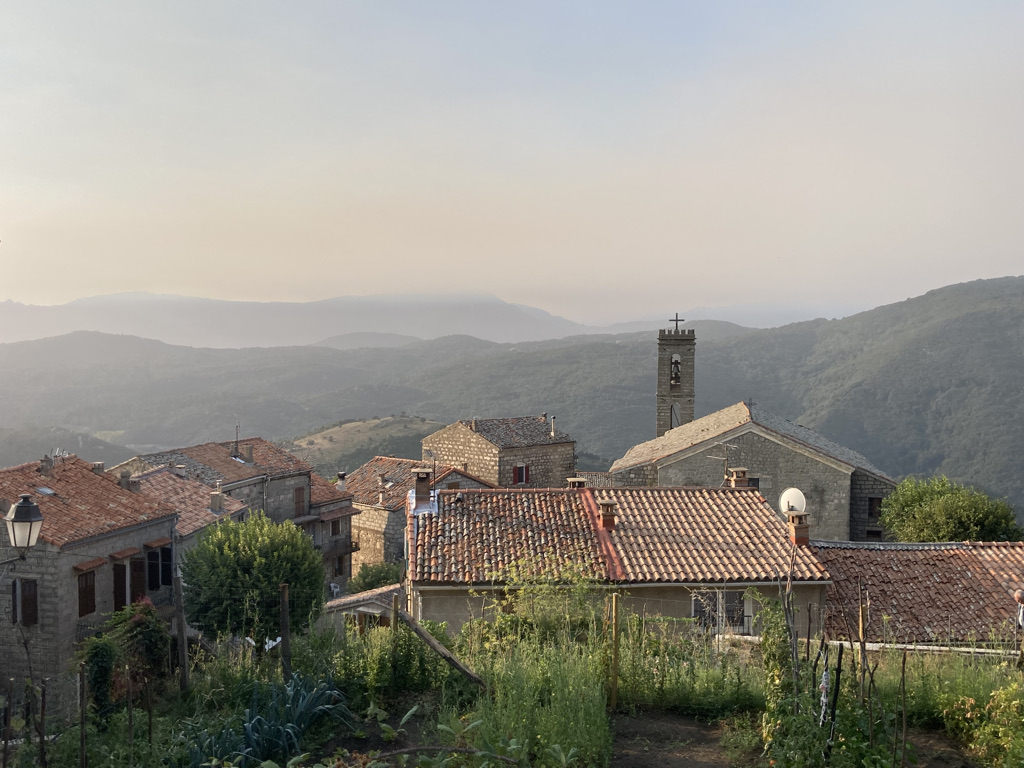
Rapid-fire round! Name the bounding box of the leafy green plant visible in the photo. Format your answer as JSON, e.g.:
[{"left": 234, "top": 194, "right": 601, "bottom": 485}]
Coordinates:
[{"left": 346, "top": 564, "right": 403, "bottom": 595}]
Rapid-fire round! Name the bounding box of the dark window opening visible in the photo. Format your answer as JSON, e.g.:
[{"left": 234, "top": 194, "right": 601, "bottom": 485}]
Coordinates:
[
  {"left": 147, "top": 550, "right": 161, "bottom": 591},
  {"left": 330, "top": 518, "right": 341, "bottom": 537},
  {"left": 78, "top": 571, "right": 96, "bottom": 617},
  {"left": 161, "top": 546, "right": 173, "bottom": 586},
  {"left": 130, "top": 559, "right": 146, "bottom": 603},
  {"left": 513, "top": 465, "right": 530, "bottom": 485},
  {"left": 866, "top": 529, "right": 883, "bottom": 541},
  {"left": 446, "top": 482, "right": 460, "bottom": 490},
  {"left": 868, "top": 497, "right": 883, "bottom": 520},
  {"left": 114, "top": 563, "right": 127, "bottom": 611},
  {"left": 747, "top": 477, "right": 760, "bottom": 490}
]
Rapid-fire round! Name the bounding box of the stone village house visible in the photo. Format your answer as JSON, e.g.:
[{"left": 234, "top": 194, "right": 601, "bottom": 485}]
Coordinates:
[
  {"left": 405, "top": 478, "right": 831, "bottom": 634},
  {"left": 0, "top": 456, "right": 178, "bottom": 693},
  {"left": 421, "top": 415, "right": 575, "bottom": 490},
  {"left": 113, "top": 436, "right": 359, "bottom": 592},
  {"left": 345, "top": 456, "right": 493, "bottom": 572}
]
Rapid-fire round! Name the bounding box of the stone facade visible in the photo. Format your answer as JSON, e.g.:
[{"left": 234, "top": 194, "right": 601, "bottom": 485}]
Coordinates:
[
  {"left": 849, "top": 470, "right": 891, "bottom": 541},
  {"left": 351, "top": 504, "right": 406, "bottom": 571},
  {"left": 653, "top": 431, "right": 856, "bottom": 540},
  {"left": 422, "top": 420, "right": 576, "bottom": 489},
  {"left": 656, "top": 327, "right": 695, "bottom": 438}
]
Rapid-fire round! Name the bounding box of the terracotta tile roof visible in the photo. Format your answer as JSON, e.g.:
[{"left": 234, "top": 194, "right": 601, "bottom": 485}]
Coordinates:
[
  {"left": 411, "top": 489, "right": 608, "bottom": 584},
  {"left": 134, "top": 466, "right": 246, "bottom": 538},
  {"left": 310, "top": 473, "right": 353, "bottom": 506},
  {"left": 454, "top": 416, "right": 574, "bottom": 448},
  {"left": 110, "top": 547, "right": 142, "bottom": 560},
  {"left": 813, "top": 541, "right": 1024, "bottom": 643},
  {"left": 600, "top": 487, "right": 829, "bottom": 584},
  {"left": 347, "top": 456, "right": 493, "bottom": 511},
  {"left": 0, "top": 457, "right": 175, "bottom": 548},
  {"left": 74, "top": 557, "right": 107, "bottom": 572},
  {"left": 135, "top": 437, "right": 310, "bottom": 487},
  {"left": 611, "top": 402, "right": 890, "bottom": 480}
]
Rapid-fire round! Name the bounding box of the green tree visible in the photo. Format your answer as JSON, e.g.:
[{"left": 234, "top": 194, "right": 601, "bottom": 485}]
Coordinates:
[
  {"left": 346, "top": 562, "right": 403, "bottom": 594},
  {"left": 881, "top": 476, "right": 1023, "bottom": 542},
  {"left": 181, "top": 511, "right": 324, "bottom": 638}
]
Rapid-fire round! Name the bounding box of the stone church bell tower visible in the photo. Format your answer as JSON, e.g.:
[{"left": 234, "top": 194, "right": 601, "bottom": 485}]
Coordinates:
[{"left": 656, "top": 315, "right": 695, "bottom": 437}]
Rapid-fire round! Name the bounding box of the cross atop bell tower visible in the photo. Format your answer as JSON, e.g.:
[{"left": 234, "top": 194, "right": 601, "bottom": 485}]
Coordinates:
[{"left": 656, "top": 316, "right": 695, "bottom": 438}]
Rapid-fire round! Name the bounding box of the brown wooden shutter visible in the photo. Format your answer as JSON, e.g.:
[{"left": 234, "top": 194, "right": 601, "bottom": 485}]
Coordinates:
[
  {"left": 130, "top": 559, "right": 146, "bottom": 603},
  {"left": 114, "top": 562, "right": 127, "bottom": 610},
  {"left": 294, "top": 487, "right": 306, "bottom": 517},
  {"left": 78, "top": 572, "right": 96, "bottom": 617},
  {"left": 21, "top": 580, "right": 38, "bottom": 626},
  {"left": 524, "top": 465, "right": 530, "bottom": 483}
]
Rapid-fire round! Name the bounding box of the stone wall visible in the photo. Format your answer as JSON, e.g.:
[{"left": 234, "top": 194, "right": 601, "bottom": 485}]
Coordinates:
[
  {"left": 423, "top": 425, "right": 500, "bottom": 485},
  {"left": 849, "top": 470, "right": 896, "bottom": 541},
  {"left": 610, "top": 464, "right": 658, "bottom": 487},
  {"left": 497, "top": 443, "right": 576, "bottom": 488},
  {"left": 656, "top": 431, "right": 854, "bottom": 540},
  {"left": 0, "top": 517, "right": 175, "bottom": 690},
  {"left": 351, "top": 503, "right": 406, "bottom": 570}
]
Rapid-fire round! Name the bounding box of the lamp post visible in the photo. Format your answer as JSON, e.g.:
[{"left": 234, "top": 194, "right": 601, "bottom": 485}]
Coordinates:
[{"left": 2, "top": 493, "right": 44, "bottom": 566}]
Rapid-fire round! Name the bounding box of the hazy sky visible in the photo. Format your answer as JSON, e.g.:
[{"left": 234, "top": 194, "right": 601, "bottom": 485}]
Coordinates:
[{"left": 1, "top": 2, "right": 1022, "bottom": 324}]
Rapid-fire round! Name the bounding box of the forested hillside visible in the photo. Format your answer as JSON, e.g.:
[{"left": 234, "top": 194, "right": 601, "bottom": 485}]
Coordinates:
[{"left": 1, "top": 278, "right": 1021, "bottom": 512}]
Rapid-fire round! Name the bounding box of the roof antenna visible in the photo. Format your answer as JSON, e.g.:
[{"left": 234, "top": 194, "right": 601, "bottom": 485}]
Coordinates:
[{"left": 232, "top": 421, "right": 240, "bottom": 458}]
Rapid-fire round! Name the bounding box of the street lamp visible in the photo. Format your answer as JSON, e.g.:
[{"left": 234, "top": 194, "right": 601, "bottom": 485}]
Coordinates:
[{"left": 2, "top": 493, "right": 44, "bottom": 565}]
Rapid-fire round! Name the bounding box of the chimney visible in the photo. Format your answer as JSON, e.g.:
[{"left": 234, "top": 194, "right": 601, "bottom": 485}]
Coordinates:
[
  {"left": 378, "top": 471, "right": 387, "bottom": 506},
  {"left": 726, "top": 468, "right": 749, "bottom": 488},
  {"left": 241, "top": 443, "right": 254, "bottom": 463},
  {"left": 91, "top": 462, "right": 105, "bottom": 475},
  {"left": 788, "top": 511, "right": 810, "bottom": 547},
  {"left": 210, "top": 490, "right": 224, "bottom": 513},
  {"left": 413, "top": 469, "right": 432, "bottom": 508},
  {"left": 567, "top": 477, "right": 586, "bottom": 488},
  {"left": 39, "top": 455, "right": 53, "bottom": 476},
  {"left": 119, "top": 469, "right": 132, "bottom": 490},
  {"left": 598, "top": 499, "right": 618, "bottom": 531},
  {"left": 335, "top": 472, "right": 347, "bottom": 492},
  {"left": 128, "top": 478, "right": 142, "bottom": 493},
  {"left": 550, "top": 416, "right": 556, "bottom": 438},
  {"left": 174, "top": 464, "right": 187, "bottom": 478},
  {"left": 541, "top": 412, "right": 548, "bottom": 421},
  {"left": 470, "top": 418, "right": 477, "bottom": 432}
]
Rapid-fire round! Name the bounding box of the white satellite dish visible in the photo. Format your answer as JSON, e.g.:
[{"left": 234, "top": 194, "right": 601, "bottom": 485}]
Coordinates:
[{"left": 779, "top": 487, "right": 806, "bottom": 513}]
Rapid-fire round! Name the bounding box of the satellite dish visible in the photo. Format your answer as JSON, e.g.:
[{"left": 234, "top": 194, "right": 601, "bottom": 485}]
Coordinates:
[{"left": 779, "top": 487, "right": 806, "bottom": 513}]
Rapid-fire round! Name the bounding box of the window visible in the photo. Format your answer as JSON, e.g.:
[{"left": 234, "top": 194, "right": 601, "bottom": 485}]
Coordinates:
[
  {"left": 294, "top": 487, "right": 306, "bottom": 517},
  {"left": 130, "top": 559, "right": 146, "bottom": 603},
  {"left": 866, "top": 529, "right": 883, "bottom": 541},
  {"left": 446, "top": 482, "right": 460, "bottom": 490},
  {"left": 513, "top": 464, "right": 530, "bottom": 485},
  {"left": 747, "top": 477, "right": 760, "bottom": 490},
  {"left": 11, "top": 578, "right": 38, "bottom": 627},
  {"left": 334, "top": 555, "right": 350, "bottom": 578},
  {"left": 692, "top": 590, "right": 748, "bottom": 633},
  {"left": 330, "top": 518, "right": 341, "bottom": 537},
  {"left": 114, "top": 563, "right": 127, "bottom": 611},
  {"left": 868, "top": 497, "right": 883, "bottom": 521},
  {"left": 78, "top": 571, "right": 96, "bottom": 617},
  {"left": 147, "top": 550, "right": 161, "bottom": 590},
  {"left": 161, "top": 546, "right": 173, "bottom": 586}
]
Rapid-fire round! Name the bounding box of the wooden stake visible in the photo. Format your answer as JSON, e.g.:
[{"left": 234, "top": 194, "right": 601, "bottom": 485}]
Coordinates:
[
  {"left": 279, "top": 583, "right": 292, "bottom": 683},
  {"left": 79, "top": 663, "right": 88, "bottom": 768},
  {"left": 610, "top": 593, "right": 620, "bottom": 712},
  {"left": 37, "top": 680, "right": 47, "bottom": 768},
  {"left": 173, "top": 574, "right": 189, "bottom": 692}
]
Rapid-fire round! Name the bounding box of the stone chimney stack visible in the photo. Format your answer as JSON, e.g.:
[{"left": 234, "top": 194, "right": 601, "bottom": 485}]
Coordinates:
[
  {"left": 39, "top": 455, "right": 53, "bottom": 476},
  {"left": 413, "top": 469, "right": 433, "bottom": 508},
  {"left": 378, "top": 472, "right": 387, "bottom": 506},
  {"left": 119, "top": 469, "right": 132, "bottom": 490},
  {"left": 335, "top": 472, "right": 347, "bottom": 492},
  {"left": 91, "top": 462, "right": 105, "bottom": 475},
  {"left": 550, "top": 416, "right": 556, "bottom": 438},
  {"left": 598, "top": 499, "right": 618, "bottom": 531},
  {"left": 788, "top": 511, "right": 810, "bottom": 547},
  {"left": 210, "top": 489, "right": 224, "bottom": 512},
  {"left": 726, "top": 468, "right": 749, "bottom": 488},
  {"left": 470, "top": 418, "right": 477, "bottom": 432},
  {"left": 567, "top": 477, "right": 586, "bottom": 488}
]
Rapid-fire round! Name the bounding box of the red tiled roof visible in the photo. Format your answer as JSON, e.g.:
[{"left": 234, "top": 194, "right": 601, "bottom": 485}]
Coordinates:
[
  {"left": 74, "top": 557, "right": 107, "bottom": 572},
  {"left": 110, "top": 547, "right": 141, "bottom": 560},
  {"left": 0, "top": 457, "right": 175, "bottom": 548},
  {"left": 411, "top": 489, "right": 608, "bottom": 584},
  {"left": 813, "top": 541, "right": 1024, "bottom": 643},
  {"left": 409, "top": 486, "right": 830, "bottom": 587},
  {"left": 134, "top": 467, "right": 246, "bottom": 538},
  {"left": 310, "top": 473, "right": 353, "bottom": 506},
  {"left": 133, "top": 437, "right": 310, "bottom": 488},
  {"left": 347, "top": 456, "right": 492, "bottom": 511},
  {"left": 599, "top": 487, "right": 829, "bottom": 584}
]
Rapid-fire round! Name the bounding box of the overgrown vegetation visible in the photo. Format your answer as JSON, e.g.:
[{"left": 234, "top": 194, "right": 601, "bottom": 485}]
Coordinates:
[
  {"left": 881, "top": 475, "right": 1022, "bottom": 542},
  {"left": 346, "top": 563, "right": 403, "bottom": 595},
  {"left": 10, "top": 578, "right": 1024, "bottom": 767}
]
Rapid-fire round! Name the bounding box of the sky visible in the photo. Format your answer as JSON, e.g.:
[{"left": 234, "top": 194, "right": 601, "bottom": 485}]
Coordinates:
[{"left": 1, "top": 2, "right": 1022, "bottom": 325}]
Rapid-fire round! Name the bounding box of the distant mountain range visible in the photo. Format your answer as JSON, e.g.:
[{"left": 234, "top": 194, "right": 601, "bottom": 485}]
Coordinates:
[
  {"left": 0, "top": 292, "right": 749, "bottom": 347},
  {"left": 1, "top": 276, "right": 1022, "bottom": 516}
]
